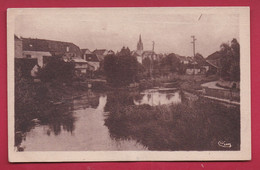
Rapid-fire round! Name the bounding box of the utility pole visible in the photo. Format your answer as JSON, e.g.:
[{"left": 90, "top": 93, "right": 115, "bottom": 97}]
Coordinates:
[
  {"left": 191, "top": 36, "right": 197, "bottom": 75},
  {"left": 191, "top": 35, "right": 196, "bottom": 57}
]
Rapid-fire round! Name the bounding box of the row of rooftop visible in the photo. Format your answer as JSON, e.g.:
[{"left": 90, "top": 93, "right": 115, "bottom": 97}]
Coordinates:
[{"left": 14, "top": 35, "right": 221, "bottom": 75}]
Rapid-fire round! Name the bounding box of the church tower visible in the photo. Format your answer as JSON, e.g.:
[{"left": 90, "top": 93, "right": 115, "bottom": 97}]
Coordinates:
[{"left": 137, "top": 34, "right": 143, "bottom": 51}]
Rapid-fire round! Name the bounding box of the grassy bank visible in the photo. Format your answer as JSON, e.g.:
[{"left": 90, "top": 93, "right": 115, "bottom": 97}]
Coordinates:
[
  {"left": 104, "top": 97, "right": 240, "bottom": 151},
  {"left": 14, "top": 79, "right": 87, "bottom": 148},
  {"left": 138, "top": 74, "right": 218, "bottom": 92}
]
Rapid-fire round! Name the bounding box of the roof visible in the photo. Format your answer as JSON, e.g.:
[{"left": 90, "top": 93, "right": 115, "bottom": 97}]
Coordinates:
[
  {"left": 142, "top": 51, "right": 157, "bottom": 57},
  {"left": 81, "top": 48, "right": 92, "bottom": 55},
  {"left": 84, "top": 54, "right": 99, "bottom": 62},
  {"left": 93, "top": 49, "right": 107, "bottom": 55},
  {"left": 14, "top": 35, "right": 21, "bottom": 41},
  {"left": 132, "top": 50, "right": 143, "bottom": 56},
  {"left": 72, "top": 58, "right": 88, "bottom": 63},
  {"left": 22, "top": 38, "right": 81, "bottom": 57},
  {"left": 207, "top": 51, "right": 222, "bottom": 60},
  {"left": 206, "top": 60, "right": 219, "bottom": 68},
  {"left": 175, "top": 54, "right": 189, "bottom": 62}
]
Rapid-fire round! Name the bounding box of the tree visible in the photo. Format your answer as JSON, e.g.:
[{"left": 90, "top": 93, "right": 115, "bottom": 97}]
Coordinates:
[
  {"left": 104, "top": 47, "right": 138, "bottom": 87},
  {"left": 230, "top": 39, "right": 240, "bottom": 81},
  {"left": 218, "top": 39, "right": 240, "bottom": 81},
  {"left": 160, "top": 53, "right": 180, "bottom": 75},
  {"left": 38, "top": 56, "right": 75, "bottom": 84}
]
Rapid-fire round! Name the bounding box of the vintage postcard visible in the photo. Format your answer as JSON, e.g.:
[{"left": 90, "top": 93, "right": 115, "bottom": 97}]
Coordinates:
[{"left": 7, "top": 7, "right": 251, "bottom": 162}]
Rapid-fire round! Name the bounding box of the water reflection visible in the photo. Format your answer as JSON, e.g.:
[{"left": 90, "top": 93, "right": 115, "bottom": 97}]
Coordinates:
[
  {"left": 19, "top": 91, "right": 147, "bottom": 151},
  {"left": 16, "top": 88, "right": 240, "bottom": 151},
  {"left": 134, "top": 88, "right": 181, "bottom": 106}
]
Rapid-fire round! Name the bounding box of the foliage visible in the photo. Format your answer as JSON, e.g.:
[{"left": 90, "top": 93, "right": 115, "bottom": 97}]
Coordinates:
[
  {"left": 104, "top": 96, "right": 240, "bottom": 151},
  {"left": 160, "top": 53, "right": 181, "bottom": 75},
  {"left": 104, "top": 47, "right": 139, "bottom": 87},
  {"left": 219, "top": 39, "right": 240, "bottom": 81},
  {"left": 38, "top": 56, "right": 75, "bottom": 84}
]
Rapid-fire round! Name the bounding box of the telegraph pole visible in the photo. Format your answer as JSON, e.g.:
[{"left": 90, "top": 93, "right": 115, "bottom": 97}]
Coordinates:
[
  {"left": 191, "top": 36, "right": 197, "bottom": 75},
  {"left": 191, "top": 36, "right": 196, "bottom": 57}
]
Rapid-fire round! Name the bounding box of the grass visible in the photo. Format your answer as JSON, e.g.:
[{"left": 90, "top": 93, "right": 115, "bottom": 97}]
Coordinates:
[{"left": 104, "top": 97, "right": 240, "bottom": 151}]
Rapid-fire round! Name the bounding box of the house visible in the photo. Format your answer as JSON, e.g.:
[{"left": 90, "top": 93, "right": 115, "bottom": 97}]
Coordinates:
[
  {"left": 81, "top": 49, "right": 100, "bottom": 70},
  {"left": 206, "top": 51, "right": 222, "bottom": 74},
  {"left": 93, "top": 49, "right": 115, "bottom": 61},
  {"left": 206, "top": 60, "right": 219, "bottom": 74},
  {"left": 176, "top": 54, "right": 189, "bottom": 64},
  {"left": 71, "top": 58, "right": 95, "bottom": 75},
  {"left": 185, "top": 62, "right": 201, "bottom": 75},
  {"left": 142, "top": 51, "right": 158, "bottom": 61},
  {"left": 21, "top": 37, "right": 82, "bottom": 67}
]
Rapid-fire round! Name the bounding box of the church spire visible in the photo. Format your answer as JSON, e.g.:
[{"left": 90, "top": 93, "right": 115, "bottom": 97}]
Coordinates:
[{"left": 137, "top": 34, "right": 143, "bottom": 51}]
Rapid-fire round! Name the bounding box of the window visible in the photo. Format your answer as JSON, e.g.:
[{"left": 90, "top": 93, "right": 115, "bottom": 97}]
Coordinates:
[{"left": 26, "top": 54, "right": 31, "bottom": 58}]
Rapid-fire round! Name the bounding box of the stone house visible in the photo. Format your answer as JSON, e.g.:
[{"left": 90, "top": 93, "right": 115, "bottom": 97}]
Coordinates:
[{"left": 21, "top": 37, "right": 81, "bottom": 67}]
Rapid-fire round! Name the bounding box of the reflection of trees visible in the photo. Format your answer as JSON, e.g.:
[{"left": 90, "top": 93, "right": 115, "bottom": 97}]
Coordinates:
[
  {"left": 166, "top": 93, "right": 173, "bottom": 100},
  {"left": 73, "top": 91, "right": 100, "bottom": 110},
  {"left": 15, "top": 100, "right": 76, "bottom": 148},
  {"left": 104, "top": 90, "right": 137, "bottom": 140},
  {"left": 15, "top": 75, "right": 77, "bottom": 147},
  {"left": 146, "top": 94, "right": 152, "bottom": 102},
  {"left": 104, "top": 90, "right": 135, "bottom": 113},
  {"left": 39, "top": 103, "right": 76, "bottom": 136},
  {"left": 133, "top": 93, "right": 145, "bottom": 103},
  {"left": 105, "top": 92, "right": 240, "bottom": 151}
]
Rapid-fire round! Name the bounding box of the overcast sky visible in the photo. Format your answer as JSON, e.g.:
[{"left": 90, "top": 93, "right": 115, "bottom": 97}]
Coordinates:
[{"left": 15, "top": 8, "right": 239, "bottom": 57}]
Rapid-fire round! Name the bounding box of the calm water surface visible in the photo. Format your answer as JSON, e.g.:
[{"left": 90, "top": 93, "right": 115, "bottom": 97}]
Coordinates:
[{"left": 20, "top": 89, "right": 181, "bottom": 151}]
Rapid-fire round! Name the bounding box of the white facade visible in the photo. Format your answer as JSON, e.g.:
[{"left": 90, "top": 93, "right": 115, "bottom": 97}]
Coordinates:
[
  {"left": 186, "top": 68, "right": 200, "bottom": 75},
  {"left": 23, "top": 51, "right": 52, "bottom": 67},
  {"left": 137, "top": 56, "right": 143, "bottom": 64},
  {"left": 87, "top": 62, "right": 100, "bottom": 71}
]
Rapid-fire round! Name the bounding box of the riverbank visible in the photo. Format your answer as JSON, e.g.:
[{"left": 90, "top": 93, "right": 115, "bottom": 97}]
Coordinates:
[
  {"left": 105, "top": 96, "right": 240, "bottom": 151},
  {"left": 15, "top": 80, "right": 92, "bottom": 148}
]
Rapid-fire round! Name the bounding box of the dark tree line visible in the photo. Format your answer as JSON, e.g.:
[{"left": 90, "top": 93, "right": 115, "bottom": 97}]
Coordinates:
[
  {"left": 38, "top": 56, "right": 75, "bottom": 84},
  {"left": 219, "top": 38, "right": 240, "bottom": 81},
  {"left": 104, "top": 47, "right": 139, "bottom": 87}
]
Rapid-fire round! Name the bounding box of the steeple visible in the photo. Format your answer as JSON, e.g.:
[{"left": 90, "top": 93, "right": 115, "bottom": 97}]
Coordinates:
[{"left": 137, "top": 34, "right": 143, "bottom": 51}]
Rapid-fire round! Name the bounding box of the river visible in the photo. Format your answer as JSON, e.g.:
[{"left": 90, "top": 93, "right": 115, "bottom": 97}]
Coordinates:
[{"left": 18, "top": 88, "right": 182, "bottom": 151}]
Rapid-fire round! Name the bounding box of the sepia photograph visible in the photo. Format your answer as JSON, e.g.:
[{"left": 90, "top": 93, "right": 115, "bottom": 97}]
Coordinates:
[{"left": 7, "top": 7, "right": 251, "bottom": 162}]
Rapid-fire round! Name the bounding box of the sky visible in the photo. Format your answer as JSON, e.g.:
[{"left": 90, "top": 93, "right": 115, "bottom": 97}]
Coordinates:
[{"left": 15, "top": 8, "right": 239, "bottom": 57}]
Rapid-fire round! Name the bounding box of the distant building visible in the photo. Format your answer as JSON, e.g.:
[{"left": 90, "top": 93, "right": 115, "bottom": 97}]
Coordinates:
[
  {"left": 132, "top": 34, "right": 158, "bottom": 64},
  {"left": 81, "top": 49, "right": 100, "bottom": 70},
  {"left": 175, "top": 54, "right": 189, "bottom": 64},
  {"left": 137, "top": 34, "right": 143, "bottom": 51},
  {"left": 93, "top": 49, "right": 115, "bottom": 61},
  {"left": 206, "top": 51, "right": 222, "bottom": 74},
  {"left": 21, "top": 37, "right": 81, "bottom": 67},
  {"left": 142, "top": 51, "right": 158, "bottom": 61},
  {"left": 185, "top": 63, "right": 201, "bottom": 75},
  {"left": 71, "top": 58, "right": 94, "bottom": 74}
]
